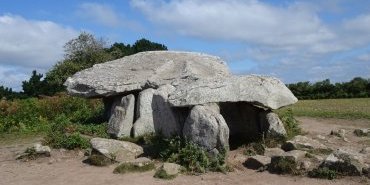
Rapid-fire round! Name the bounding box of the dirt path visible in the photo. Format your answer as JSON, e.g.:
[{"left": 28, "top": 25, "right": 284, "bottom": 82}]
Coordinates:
[{"left": 1, "top": 117, "right": 369, "bottom": 185}]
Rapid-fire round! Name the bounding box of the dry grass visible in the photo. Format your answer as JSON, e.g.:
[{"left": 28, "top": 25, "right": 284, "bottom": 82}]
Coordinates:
[{"left": 277, "top": 98, "right": 370, "bottom": 120}]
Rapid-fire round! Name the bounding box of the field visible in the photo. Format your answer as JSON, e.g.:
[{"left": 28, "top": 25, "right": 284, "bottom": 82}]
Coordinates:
[{"left": 277, "top": 98, "right": 370, "bottom": 120}]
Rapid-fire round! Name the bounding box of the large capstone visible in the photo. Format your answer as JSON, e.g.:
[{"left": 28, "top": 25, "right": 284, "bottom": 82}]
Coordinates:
[
  {"left": 168, "top": 75, "right": 298, "bottom": 110},
  {"left": 183, "top": 104, "right": 229, "bottom": 153},
  {"left": 65, "top": 51, "right": 230, "bottom": 98}
]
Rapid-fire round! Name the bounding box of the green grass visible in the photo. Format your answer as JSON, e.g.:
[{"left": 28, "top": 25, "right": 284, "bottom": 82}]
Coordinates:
[
  {"left": 277, "top": 98, "right": 370, "bottom": 120},
  {"left": 113, "top": 162, "right": 155, "bottom": 174}
]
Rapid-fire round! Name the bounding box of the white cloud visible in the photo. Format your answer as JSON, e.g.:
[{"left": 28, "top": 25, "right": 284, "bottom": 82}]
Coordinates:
[
  {"left": 77, "top": 2, "right": 144, "bottom": 31},
  {"left": 78, "top": 3, "right": 120, "bottom": 27},
  {"left": 131, "top": 0, "right": 336, "bottom": 52},
  {"left": 131, "top": 0, "right": 370, "bottom": 83},
  {"left": 0, "top": 14, "right": 78, "bottom": 90}
]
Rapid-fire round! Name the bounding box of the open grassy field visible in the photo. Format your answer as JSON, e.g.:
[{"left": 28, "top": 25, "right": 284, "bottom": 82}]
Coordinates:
[{"left": 277, "top": 98, "right": 370, "bottom": 120}]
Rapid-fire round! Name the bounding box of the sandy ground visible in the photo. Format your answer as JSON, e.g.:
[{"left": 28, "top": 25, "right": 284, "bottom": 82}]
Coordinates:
[{"left": 0, "top": 117, "right": 369, "bottom": 185}]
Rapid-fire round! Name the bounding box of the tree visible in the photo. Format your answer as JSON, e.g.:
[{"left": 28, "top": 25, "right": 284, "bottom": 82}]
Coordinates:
[
  {"left": 45, "top": 32, "right": 113, "bottom": 92},
  {"left": 131, "top": 38, "right": 167, "bottom": 53},
  {"left": 22, "top": 70, "right": 47, "bottom": 97}
]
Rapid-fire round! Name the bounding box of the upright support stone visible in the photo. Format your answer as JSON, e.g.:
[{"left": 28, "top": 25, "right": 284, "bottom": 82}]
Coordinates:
[
  {"left": 107, "top": 94, "right": 135, "bottom": 138},
  {"left": 133, "top": 89, "right": 156, "bottom": 137},
  {"left": 259, "top": 111, "right": 287, "bottom": 138},
  {"left": 183, "top": 104, "right": 230, "bottom": 153}
]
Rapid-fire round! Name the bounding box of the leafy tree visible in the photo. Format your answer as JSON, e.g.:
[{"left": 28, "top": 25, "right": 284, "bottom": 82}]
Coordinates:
[
  {"left": 22, "top": 70, "right": 48, "bottom": 97},
  {"left": 45, "top": 32, "right": 113, "bottom": 92},
  {"left": 131, "top": 38, "right": 167, "bottom": 53}
]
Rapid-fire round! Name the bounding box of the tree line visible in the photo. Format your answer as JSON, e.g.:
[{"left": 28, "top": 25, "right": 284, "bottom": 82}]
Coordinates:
[
  {"left": 0, "top": 32, "right": 167, "bottom": 100},
  {"left": 287, "top": 77, "right": 370, "bottom": 100}
]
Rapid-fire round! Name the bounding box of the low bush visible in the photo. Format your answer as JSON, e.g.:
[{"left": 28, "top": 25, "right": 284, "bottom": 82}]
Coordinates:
[
  {"left": 154, "top": 168, "right": 177, "bottom": 180},
  {"left": 269, "top": 157, "right": 300, "bottom": 175},
  {"left": 277, "top": 108, "right": 301, "bottom": 139},
  {"left": 43, "top": 114, "right": 107, "bottom": 150},
  {"left": 113, "top": 162, "right": 155, "bottom": 174},
  {"left": 308, "top": 167, "right": 337, "bottom": 180}
]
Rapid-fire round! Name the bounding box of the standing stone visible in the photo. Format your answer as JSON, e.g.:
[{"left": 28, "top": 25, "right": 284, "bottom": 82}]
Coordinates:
[
  {"left": 133, "top": 89, "right": 156, "bottom": 137},
  {"left": 107, "top": 94, "right": 135, "bottom": 138},
  {"left": 152, "top": 85, "right": 183, "bottom": 137},
  {"left": 183, "top": 105, "right": 229, "bottom": 153},
  {"left": 260, "top": 111, "right": 287, "bottom": 138}
]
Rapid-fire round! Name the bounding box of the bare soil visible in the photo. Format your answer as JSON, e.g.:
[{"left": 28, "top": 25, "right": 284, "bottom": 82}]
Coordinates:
[{"left": 1, "top": 117, "right": 369, "bottom": 185}]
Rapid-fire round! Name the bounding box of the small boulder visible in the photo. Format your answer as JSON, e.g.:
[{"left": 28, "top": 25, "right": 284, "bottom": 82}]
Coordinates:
[
  {"left": 16, "top": 143, "right": 51, "bottom": 160},
  {"left": 154, "top": 163, "right": 182, "bottom": 179},
  {"left": 264, "top": 148, "right": 285, "bottom": 157},
  {"left": 269, "top": 150, "right": 306, "bottom": 174},
  {"left": 114, "top": 157, "right": 155, "bottom": 174},
  {"left": 354, "top": 129, "right": 369, "bottom": 137},
  {"left": 244, "top": 155, "right": 271, "bottom": 170},
  {"left": 330, "top": 129, "right": 346, "bottom": 138},
  {"left": 182, "top": 105, "right": 229, "bottom": 153},
  {"left": 281, "top": 135, "right": 329, "bottom": 152},
  {"left": 321, "top": 149, "right": 366, "bottom": 176},
  {"left": 90, "top": 138, "right": 143, "bottom": 162},
  {"left": 360, "top": 147, "right": 370, "bottom": 154},
  {"left": 260, "top": 111, "right": 287, "bottom": 138}
]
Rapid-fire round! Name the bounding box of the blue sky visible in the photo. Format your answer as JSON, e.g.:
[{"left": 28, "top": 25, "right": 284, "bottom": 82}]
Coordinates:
[{"left": 1, "top": 0, "right": 370, "bottom": 91}]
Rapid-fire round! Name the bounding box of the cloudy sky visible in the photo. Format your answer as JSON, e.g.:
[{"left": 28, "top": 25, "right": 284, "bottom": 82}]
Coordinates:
[{"left": 1, "top": 0, "right": 370, "bottom": 91}]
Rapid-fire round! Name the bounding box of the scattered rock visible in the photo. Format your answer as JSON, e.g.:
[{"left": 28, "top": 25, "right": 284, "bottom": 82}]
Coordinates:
[
  {"left": 16, "top": 143, "right": 51, "bottom": 160},
  {"left": 269, "top": 150, "right": 306, "bottom": 174},
  {"left": 354, "top": 129, "right": 369, "bottom": 137},
  {"left": 107, "top": 94, "right": 135, "bottom": 138},
  {"left": 260, "top": 111, "right": 287, "bottom": 138},
  {"left": 244, "top": 155, "right": 271, "bottom": 170},
  {"left": 281, "top": 135, "right": 329, "bottom": 152},
  {"left": 114, "top": 157, "right": 155, "bottom": 174},
  {"left": 90, "top": 138, "right": 143, "bottom": 162},
  {"left": 154, "top": 163, "right": 182, "bottom": 179},
  {"left": 300, "top": 161, "right": 312, "bottom": 170},
  {"left": 331, "top": 129, "right": 346, "bottom": 138},
  {"left": 183, "top": 105, "right": 229, "bottom": 153},
  {"left": 321, "top": 149, "right": 366, "bottom": 176},
  {"left": 168, "top": 75, "right": 297, "bottom": 110},
  {"left": 360, "top": 147, "right": 370, "bottom": 154},
  {"left": 264, "top": 148, "right": 285, "bottom": 157}
]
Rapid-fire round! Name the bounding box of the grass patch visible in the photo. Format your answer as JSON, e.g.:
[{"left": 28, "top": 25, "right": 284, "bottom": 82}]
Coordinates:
[
  {"left": 308, "top": 167, "right": 337, "bottom": 180},
  {"left": 276, "top": 108, "right": 301, "bottom": 139},
  {"left": 277, "top": 98, "right": 370, "bottom": 120},
  {"left": 154, "top": 168, "right": 177, "bottom": 180},
  {"left": 86, "top": 154, "right": 115, "bottom": 166},
  {"left": 43, "top": 114, "right": 107, "bottom": 150},
  {"left": 113, "top": 162, "right": 155, "bottom": 174},
  {"left": 269, "top": 157, "right": 301, "bottom": 175}
]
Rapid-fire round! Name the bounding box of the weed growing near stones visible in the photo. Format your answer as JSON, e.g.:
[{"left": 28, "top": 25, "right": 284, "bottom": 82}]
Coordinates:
[
  {"left": 113, "top": 162, "right": 155, "bottom": 174},
  {"left": 277, "top": 108, "right": 301, "bottom": 139},
  {"left": 308, "top": 167, "right": 337, "bottom": 180},
  {"left": 154, "top": 168, "right": 177, "bottom": 180}
]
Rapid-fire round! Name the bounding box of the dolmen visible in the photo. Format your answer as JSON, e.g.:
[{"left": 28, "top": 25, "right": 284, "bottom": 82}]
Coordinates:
[{"left": 65, "top": 51, "right": 298, "bottom": 154}]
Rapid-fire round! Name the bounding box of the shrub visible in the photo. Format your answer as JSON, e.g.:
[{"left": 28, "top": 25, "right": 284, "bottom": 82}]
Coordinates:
[
  {"left": 154, "top": 168, "right": 177, "bottom": 180},
  {"left": 149, "top": 136, "right": 226, "bottom": 173},
  {"left": 277, "top": 108, "right": 301, "bottom": 139},
  {"left": 269, "top": 157, "right": 299, "bottom": 175},
  {"left": 308, "top": 167, "right": 337, "bottom": 180},
  {"left": 113, "top": 162, "right": 155, "bottom": 174},
  {"left": 87, "top": 154, "right": 115, "bottom": 166}
]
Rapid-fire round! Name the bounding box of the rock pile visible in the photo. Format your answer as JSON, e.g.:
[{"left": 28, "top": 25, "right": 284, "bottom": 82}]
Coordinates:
[{"left": 65, "top": 51, "right": 298, "bottom": 153}]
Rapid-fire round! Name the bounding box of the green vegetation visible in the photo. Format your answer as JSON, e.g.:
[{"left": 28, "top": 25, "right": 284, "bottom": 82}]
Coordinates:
[
  {"left": 113, "top": 162, "right": 155, "bottom": 174},
  {"left": 269, "top": 157, "right": 300, "bottom": 175},
  {"left": 243, "top": 142, "right": 265, "bottom": 156},
  {"left": 308, "top": 167, "right": 337, "bottom": 180},
  {"left": 287, "top": 77, "right": 370, "bottom": 100},
  {"left": 87, "top": 154, "right": 115, "bottom": 166},
  {"left": 154, "top": 168, "right": 177, "bottom": 180},
  {"left": 277, "top": 108, "right": 302, "bottom": 139},
  {"left": 277, "top": 98, "right": 370, "bottom": 120}
]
